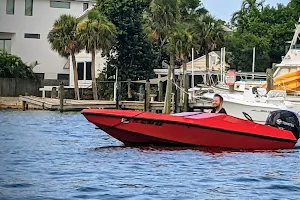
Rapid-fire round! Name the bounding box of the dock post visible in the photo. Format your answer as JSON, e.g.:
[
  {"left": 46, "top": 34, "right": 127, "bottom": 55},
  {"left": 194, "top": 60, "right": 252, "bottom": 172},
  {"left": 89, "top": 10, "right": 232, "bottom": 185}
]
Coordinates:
[
  {"left": 139, "top": 85, "right": 144, "bottom": 101},
  {"left": 51, "top": 87, "right": 57, "bottom": 98},
  {"left": 144, "top": 79, "right": 150, "bottom": 112},
  {"left": 175, "top": 78, "right": 181, "bottom": 113},
  {"left": 266, "top": 68, "right": 273, "bottom": 92},
  {"left": 127, "top": 79, "right": 132, "bottom": 99},
  {"left": 22, "top": 101, "right": 26, "bottom": 111},
  {"left": 158, "top": 81, "right": 163, "bottom": 102},
  {"left": 229, "top": 85, "right": 234, "bottom": 93},
  {"left": 59, "top": 83, "right": 64, "bottom": 113},
  {"left": 116, "top": 84, "right": 119, "bottom": 109},
  {"left": 183, "top": 73, "right": 189, "bottom": 112}
]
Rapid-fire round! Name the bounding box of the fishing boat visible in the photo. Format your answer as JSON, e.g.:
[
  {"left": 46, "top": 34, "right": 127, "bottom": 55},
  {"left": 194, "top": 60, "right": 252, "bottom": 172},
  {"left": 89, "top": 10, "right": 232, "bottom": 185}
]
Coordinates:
[
  {"left": 199, "top": 88, "right": 298, "bottom": 123},
  {"left": 81, "top": 108, "right": 300, "bottom": 150}
]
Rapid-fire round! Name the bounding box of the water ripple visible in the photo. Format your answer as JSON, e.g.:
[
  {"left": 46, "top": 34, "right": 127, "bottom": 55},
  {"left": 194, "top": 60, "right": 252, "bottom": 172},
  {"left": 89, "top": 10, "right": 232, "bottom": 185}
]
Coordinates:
[{"left": 0, "top": 110, "right": 299, "bottom": 199}]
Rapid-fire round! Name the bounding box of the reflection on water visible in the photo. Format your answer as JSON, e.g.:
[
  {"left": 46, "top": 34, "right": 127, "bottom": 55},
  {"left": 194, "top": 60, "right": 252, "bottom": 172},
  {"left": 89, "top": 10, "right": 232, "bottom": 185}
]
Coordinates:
[{"left": 0, "top": 110, "right": 299, "bottom": 200}]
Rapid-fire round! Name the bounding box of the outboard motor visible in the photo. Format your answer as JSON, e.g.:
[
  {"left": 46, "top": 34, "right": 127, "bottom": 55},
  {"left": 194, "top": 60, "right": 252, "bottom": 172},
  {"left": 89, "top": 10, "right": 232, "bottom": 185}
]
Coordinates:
[{"left": 265, "top": 110, "right": 300, "bottom": 140}]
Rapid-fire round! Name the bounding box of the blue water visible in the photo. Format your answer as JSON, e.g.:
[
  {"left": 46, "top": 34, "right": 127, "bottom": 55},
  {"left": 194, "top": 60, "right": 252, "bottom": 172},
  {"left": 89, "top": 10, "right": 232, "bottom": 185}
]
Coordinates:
[{"left": 0, "top": 110, "right": 300, "bottom": 200}]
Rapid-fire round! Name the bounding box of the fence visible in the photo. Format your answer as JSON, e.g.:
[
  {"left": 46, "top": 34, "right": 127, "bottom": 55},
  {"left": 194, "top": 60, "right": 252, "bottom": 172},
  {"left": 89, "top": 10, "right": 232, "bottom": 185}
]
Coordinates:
[{"left": 0, "top": 78, "right": 69, "bottom": 97}]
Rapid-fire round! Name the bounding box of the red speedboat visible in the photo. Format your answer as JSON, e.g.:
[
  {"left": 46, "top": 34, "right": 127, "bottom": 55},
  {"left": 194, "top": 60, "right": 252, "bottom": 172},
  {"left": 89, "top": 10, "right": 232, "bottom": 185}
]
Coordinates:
[{"left": 81, "top": 108, "right": 300, "bottom": 150}]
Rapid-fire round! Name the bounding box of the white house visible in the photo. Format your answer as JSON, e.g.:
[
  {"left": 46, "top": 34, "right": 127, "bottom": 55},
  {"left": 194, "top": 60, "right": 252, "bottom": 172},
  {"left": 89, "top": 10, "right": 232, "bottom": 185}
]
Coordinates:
[
  {"left": 0, "top": 0, "right": 96, "bottom": 80},
  {"left": 153, "top": 51, "right": 230, "bottom": 86},
  {"left": 154, "top": 51, "right": 229, "bottom": 76}
]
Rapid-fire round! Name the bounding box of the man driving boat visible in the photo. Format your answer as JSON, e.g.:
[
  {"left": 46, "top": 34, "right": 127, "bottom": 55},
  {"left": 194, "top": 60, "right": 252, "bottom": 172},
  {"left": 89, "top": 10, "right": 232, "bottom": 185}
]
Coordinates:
[{"left": 211, "top": 94, "right": 227, "bottom": 114}]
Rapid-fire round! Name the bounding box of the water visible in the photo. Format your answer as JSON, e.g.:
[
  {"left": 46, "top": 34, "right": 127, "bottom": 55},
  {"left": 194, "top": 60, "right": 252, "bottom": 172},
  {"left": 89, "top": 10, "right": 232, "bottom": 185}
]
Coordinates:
[{"left": 0, "top": 110, "right": 300, "bottom": 200}]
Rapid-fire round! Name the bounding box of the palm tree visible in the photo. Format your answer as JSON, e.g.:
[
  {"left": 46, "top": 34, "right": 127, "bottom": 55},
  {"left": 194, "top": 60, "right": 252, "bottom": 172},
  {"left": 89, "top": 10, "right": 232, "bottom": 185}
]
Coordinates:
[
  {"left": 173, "top": 22, "right": 198, "bottom": 111},
  {"left": 143, "top": 0, "right": 181, "bottom": 114},
  {"left": 193, "top": 14, "right": 225, "bottom": 84},
  {"left": 77, "top": 9, "right": 117, "bottom": 100},
  {"left": 48, "top": 14, "right": 81, "bottom": 100},
  {"left": 231, "top": 0, "right": 265, "bottom": 32}
]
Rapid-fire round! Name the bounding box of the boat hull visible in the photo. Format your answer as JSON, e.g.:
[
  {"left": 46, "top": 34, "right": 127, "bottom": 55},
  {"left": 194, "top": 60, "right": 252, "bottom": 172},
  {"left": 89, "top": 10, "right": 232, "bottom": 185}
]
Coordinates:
[{"left": 82, "top": 109, "right": 297, "bottom": 150}]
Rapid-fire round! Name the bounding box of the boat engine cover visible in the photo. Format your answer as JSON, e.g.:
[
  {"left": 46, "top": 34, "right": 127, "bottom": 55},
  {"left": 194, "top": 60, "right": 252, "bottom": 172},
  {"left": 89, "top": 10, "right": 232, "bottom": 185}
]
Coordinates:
[{"left": 265, "top": 110, "right": 300, "bottom": 140}]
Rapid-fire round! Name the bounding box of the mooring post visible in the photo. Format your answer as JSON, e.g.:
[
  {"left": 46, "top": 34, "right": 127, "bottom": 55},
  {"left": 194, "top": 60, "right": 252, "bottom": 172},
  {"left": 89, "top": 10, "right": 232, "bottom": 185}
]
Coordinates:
[
  {"left": 127, "top": 79, "right": 132, "bottom": 99},
  {"left": 175, "top": 78, "right": 181, "bottom": 113},
  {"left": 22, "top": 101, "right": 26, "bottom": 111},
  {"left": 51, "top": 87, "right": 57, "bottom": 98},
  {"left": 144, "top": 79, "right": 150, "bottom": 112},
  {"left": 183, "top": 73, "right": 189, "bottom": 112},
  {"left": 158, "top": 81, "right": 163, "bottom": 102},
  {"left": 267, "top": 68, "right": 273, "bottom": 93},
  {"left": 59, "top": 83, "right": 64, "bottom": 113},
  {"left": 116, "top": 84, "right": 119, "bottom": 109},
  {"left": 139, "top": 85, "right": 144, "bottom": 101},
  {"left": 229, "top": 85, "right": 235, "bottom": 93}
]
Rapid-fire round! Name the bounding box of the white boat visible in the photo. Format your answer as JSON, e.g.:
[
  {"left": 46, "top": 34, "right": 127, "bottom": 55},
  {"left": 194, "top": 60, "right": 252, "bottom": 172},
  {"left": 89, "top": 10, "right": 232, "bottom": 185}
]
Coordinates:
[
  {"left": 213, "top": 80, "right": 266, "bottom": 93},
  {"left": 198, "top": 88, "right": 299, "bottom": 123}
]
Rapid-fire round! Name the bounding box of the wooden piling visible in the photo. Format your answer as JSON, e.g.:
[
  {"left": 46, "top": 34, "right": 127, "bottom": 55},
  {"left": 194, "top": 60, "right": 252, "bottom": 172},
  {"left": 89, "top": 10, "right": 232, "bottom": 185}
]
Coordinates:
[
  {"left": 266, "top": 68, "right": 273, "bottom": 92},
  {"left": 116, "top": 86, "right": 119, "bottom": 109},
  {"left": 183, "top": 73, "right": 189, "bottom": 112},
  {"left": 127, "top": 79, "right": 132, "bottom": 99},
  {"left": 158, "top": 81, "right": 163, "bottom": 102},
  {"left": 22, "top": 101, "right": 26, "bottom": 111},
  {"left": 59, "top": 83, "right": 64, "bottom": 113},
  {"left": 175, "top": 78, "right": 181, "bottom": 113},
  {"left": 139, "top": 85, "right": 144, "bottom": 101},
  {"left": 51, "top": 87, "right": 57, "bottom": 98},
  {"left": 144, "top": 80, "right": 150, "bottom": 112},
  {"left": 163, "top": 63, "right": 172, "bottom": 114},
  {"left": 229, "top": 85, "right": 234, "bottom": 93}
]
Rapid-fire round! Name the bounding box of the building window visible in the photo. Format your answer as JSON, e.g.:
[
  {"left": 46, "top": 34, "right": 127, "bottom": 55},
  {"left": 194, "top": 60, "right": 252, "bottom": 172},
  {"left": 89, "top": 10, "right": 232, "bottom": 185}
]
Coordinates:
[
  {"left": 77, "top": 62, "right": 92, "bottom": 81},
  {"left": 57, "top": 73, "right": 69, "bottom": 80},
  {"left": 24, "top": 33, "right": 40, "bottom": 39},
  {"left": 50, "top": 0, "right": 70, "bottom": 9},
  {"left": 0, "top": 39, "right": 12, "bottom": 54},
  {"left": 6, "top": 0, "right": 15, "bottom": 15},
  {"left": 25, "top": 0, "right": 33, "bottom": 16},
  {"left": 83, "top": 3, "right": 88, "bottom": 11}
]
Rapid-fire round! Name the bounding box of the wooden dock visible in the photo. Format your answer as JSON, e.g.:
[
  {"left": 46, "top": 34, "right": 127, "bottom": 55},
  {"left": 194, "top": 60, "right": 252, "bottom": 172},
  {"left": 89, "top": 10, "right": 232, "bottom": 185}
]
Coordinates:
[{"left": 19, "top": 96, "right": 165, "bottom": 112}]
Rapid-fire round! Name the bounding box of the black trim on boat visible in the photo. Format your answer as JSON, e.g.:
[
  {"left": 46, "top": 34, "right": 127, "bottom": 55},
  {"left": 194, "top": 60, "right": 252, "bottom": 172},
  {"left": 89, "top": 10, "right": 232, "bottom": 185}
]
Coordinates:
[{"left": 82, "top": 112, "right": 297, "bottom": 144}]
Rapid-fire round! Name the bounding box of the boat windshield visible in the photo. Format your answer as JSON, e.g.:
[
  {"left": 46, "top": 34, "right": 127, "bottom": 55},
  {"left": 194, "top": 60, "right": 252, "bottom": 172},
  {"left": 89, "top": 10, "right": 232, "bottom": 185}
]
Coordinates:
[{"left": 171, "top": 112, "right": 203, "bottom": 117}]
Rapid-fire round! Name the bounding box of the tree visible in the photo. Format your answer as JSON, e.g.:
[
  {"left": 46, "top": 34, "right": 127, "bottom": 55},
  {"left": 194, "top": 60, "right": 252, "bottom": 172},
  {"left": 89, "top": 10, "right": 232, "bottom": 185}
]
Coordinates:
[
  {"left": 47, "top": 14, "right": 81, "bottom": 100},
  {"left": 77, "top": 9, "right": 117, "bottom": 100},
  {"left": 0, "top": 50, "right": 38, "bottom": 79},
  {"left": 231, "top": 0, "right": 265, "bottom": 33},
  {"left": 97, "top": 0, "right": 157, "bottom": 100},
  {"left": 193, "top": 14, "right": 225, "bottom": 82},
  {"left": 173, "top": 22, "right": 197, "bottom": 111},
  {"left": 227, "top": 0, "right": 297, "bottom": 71},
  {"left": 143, "top": 0, "right": 183, "bottom": 113},
  {"left": 225, "top": 32, "right": 270, "bottom": 72}
]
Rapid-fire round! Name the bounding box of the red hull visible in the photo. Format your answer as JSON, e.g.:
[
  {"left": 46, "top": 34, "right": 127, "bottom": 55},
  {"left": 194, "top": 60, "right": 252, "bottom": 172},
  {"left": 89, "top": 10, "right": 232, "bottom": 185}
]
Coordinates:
[{"left": 81, "top": 109, "right": 297, "bottom": 150}]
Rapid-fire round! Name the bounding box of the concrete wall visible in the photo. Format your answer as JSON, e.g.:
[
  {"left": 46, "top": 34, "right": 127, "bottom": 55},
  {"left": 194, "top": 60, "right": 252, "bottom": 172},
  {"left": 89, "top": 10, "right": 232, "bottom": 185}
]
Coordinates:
[
  {"left": 0, "top": 0, "right": 96, "bottom": 79},
  {"left": 0, "top": 78, "right": 68, "bottom": 97}
]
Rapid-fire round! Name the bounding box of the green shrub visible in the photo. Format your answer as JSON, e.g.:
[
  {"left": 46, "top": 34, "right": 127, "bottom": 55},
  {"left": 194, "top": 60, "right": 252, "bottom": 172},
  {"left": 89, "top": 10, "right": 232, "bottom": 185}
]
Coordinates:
[{"left": 0, "top": 50, "right": 39, "bottom": 79}]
